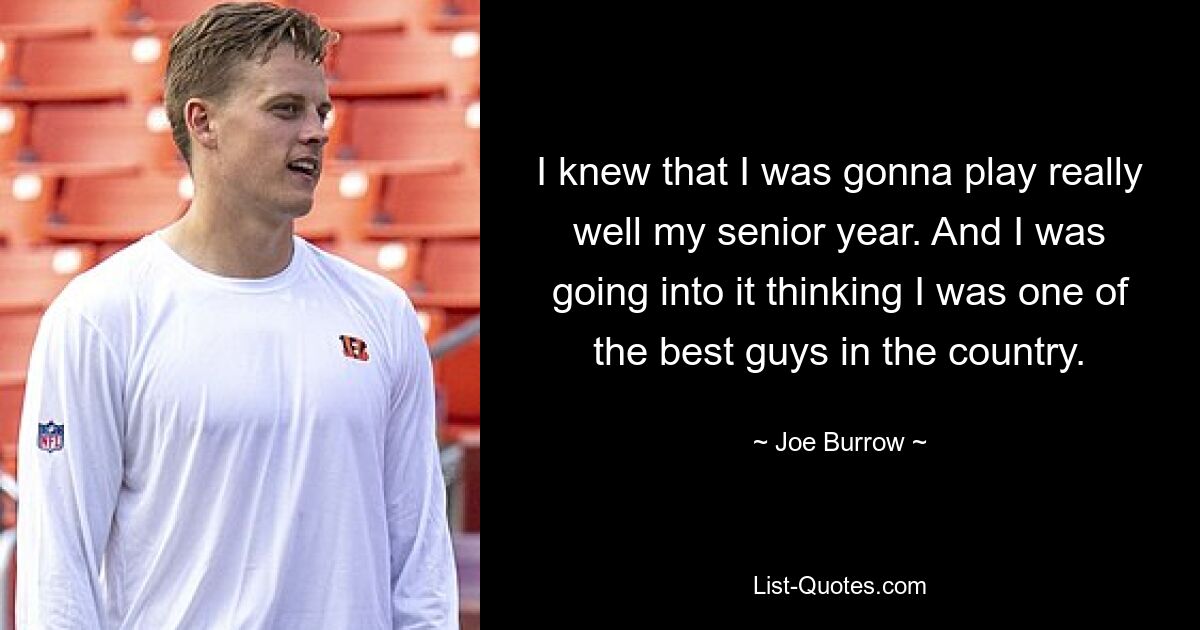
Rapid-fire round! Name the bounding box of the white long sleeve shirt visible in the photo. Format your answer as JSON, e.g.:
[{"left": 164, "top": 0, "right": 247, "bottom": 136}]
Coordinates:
[{"left": 17, "top": 233, "right": 458, "bottom": 629}]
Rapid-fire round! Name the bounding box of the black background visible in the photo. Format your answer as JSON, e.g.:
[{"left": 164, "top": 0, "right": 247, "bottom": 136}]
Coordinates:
[{"left": 488, "top": 9, "right": 1186, "bottom": 626}]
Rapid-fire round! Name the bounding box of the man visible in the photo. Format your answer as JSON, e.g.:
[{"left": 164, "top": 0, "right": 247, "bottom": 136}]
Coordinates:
[{"left": 16, "top": 3, "right": 458, "bottom": 628}]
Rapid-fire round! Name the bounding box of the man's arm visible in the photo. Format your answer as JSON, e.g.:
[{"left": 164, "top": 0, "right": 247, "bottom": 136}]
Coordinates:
[
  {"left": 16, "top": 301, "right": 125, "bottom": 628},
  {"left": 385, "top": 300, "right": 459, "bottom": 630}
]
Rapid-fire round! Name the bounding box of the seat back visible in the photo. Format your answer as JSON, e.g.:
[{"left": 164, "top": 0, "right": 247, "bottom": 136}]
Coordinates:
[
  {"left": 323, "top": 239, "right": 423, "bottom": 288},
  {"left": 331, "top": 32, "right": 477, "bottom": 97},
  {"left": 51, "top": 171, "right": 188, "bottom": 240},
  {"left": 420, "top": 238, "right": 479, "bottom": 299},
  {"left": 344, "top": 101, "right": 476, "bottom": 170},
  {"left": 27, "top": 104, "right": 155, "bottom": 172},
  {"left": 375, "top": 169, "right": 479, "bottom": 237},
  {"left": 0, "top": 0, "right": 109, "bottom": 38},
  {"left": 9, "top": 37, "right": 164, "bottom": 102},
  {"left": 291, "top": 0, "right": 410, "bottom": 31},
  {"left": 0, "top": 243, "right": 96, "bottom": 313}
]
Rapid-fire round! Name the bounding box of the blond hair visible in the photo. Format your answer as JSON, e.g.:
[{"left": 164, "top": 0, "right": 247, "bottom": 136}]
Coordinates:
[{"left": 164, "top": 2, "right": 337, "bottom": 165}]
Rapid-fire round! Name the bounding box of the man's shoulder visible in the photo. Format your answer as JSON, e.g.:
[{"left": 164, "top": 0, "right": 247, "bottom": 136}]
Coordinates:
[
  {"left": 51, "top": 237, "right": 159, "bottom": 326},
  {"left": 302, "top": 239, "right": 415, "bottom": 312},
  {"left": 301, "top": 240, "right": 425, "bottom": 368}
]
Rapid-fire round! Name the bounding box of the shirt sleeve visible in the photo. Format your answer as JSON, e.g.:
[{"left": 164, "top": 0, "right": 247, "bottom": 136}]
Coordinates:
[
  {"left": 385, "top": 298, "right": 459, "bottom": 630},
  {"left": 16, "top": 300, "right": 125, "bottom": 629}
]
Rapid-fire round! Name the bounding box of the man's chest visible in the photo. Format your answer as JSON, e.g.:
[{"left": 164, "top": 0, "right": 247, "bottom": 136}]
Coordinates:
[{"left": 124, "top": 294, "right": 392, "bottom": 439}]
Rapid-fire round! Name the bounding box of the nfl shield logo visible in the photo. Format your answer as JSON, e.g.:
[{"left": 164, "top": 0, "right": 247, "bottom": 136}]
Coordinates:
[{"left": 39, "top": 420, "right": 64, "bottom": 453}]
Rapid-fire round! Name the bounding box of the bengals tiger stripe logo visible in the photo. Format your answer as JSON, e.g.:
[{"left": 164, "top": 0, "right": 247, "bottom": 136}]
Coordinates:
[{"left": 339, "top": 335, "right": 370, "bottom": 361}]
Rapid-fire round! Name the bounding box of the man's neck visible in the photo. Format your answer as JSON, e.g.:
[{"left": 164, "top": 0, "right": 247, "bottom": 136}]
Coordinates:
[{"left": 161, "top": 195, "right": 296, "bottom": 279}]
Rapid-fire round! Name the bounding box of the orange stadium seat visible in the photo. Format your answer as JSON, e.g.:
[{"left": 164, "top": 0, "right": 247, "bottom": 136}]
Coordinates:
[
  {"left": 416, "top": 306, "right": 447, "bottom": 344},
  {"left": 0, "top": 311, "right": 40, "bottom": 386},
  {"left": 295, "top": 168, "right": 380, "bottom": 242},
  {"left": 12, "top": 103, "right": 164, "bottom": 177},
  {"left": 0, "top": 243, "right": 96, "bottom": 314},
  {"left": 290, "top": 0, "right": 410, "bottom": 32},
  {"left": 412, "top": 238, "right": 478, "bottom": 308},
  {"left": 44, "top": 171, "right": 189, "bottom": 242},
  {"left": 436, "top": 335, "right": 479, "bottom": 424},
  {"left": 0, "top": 103, "right": 28, "bottom": 164},
  {"left": 0, "top": 172, "right": 55, "bottom": 246},
  {"left": 1, "top": 38, "right": 14, "bottom": 84},
  {"left": 0, "top": 0, "right": 113, "bottom": 39},
  {"left": 0, "top": 378, "right": 23, "bottom": 477},
  {"left": 0, "top": 178, "right": 11, "bottom": 242},
  {"left": 322, "top": 99, "right": 351, "bottom": 158},
  {"left": 0, "top": 308, "right": 35, "bottom": 488},
  {"left": 424, "top": 0, "right": 480, "bottom": 31},
  {"left": 0, "top": 36, "right": 166, "bottom": 104},
  {"left": 338, "top": 100, "right": 478, "bottom": 174},
  {"left": 142, "top": 103, "right": 189, "bottom": 172},
  {"left": 368, "top": 169, "right": 479, "bottom": 239},
  {"left": 329, "top": 32, "right": 478, "bottom": 98},
  {"left": 116, "top": 0, "right": 259, "bottom": 35},
  {"left": 323, "top": 239, "right": 422, "bottom": 288}
]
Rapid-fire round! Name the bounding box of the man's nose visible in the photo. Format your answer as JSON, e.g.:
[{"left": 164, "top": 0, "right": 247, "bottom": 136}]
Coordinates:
[{"left": 300, "top": 112, "right": 329, "bottom": 146}]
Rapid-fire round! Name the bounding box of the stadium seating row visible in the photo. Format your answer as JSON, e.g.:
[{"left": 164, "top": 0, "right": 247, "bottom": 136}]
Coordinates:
[
  {"left": 1, "top": 168, "right": 479, "bottom": 246},
  {"left": 0, "top": 0, "right": 478, "bottom": 38},
  {"left": 0, "top": 100, "right": 479, "bottom": 179},
  {"left": 2, "top": 4, "right": 481, "bottom": 625},
  {"left": 0, "top": 237, "right": 479, "bottom": 312},
  {"left": 0, "top": 30, "right": 479, "bottom": 104}
]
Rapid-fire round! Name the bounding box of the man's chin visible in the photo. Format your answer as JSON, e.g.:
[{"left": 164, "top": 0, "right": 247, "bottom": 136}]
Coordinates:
[
  {"left": 281, "top": 188, "right": 316, "bottom": 213},
  {"left": 276, "top": 199, "right": 314, "bottom": 222}
]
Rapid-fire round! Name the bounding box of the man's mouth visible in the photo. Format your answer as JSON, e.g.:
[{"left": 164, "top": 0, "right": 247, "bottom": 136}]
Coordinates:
[{"left": 287, "top": 157, "right": 320, "bottom": 181}]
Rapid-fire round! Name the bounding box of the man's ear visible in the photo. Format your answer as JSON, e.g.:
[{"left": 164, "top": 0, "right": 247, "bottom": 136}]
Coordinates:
[{"left": 185, "top": 99, "right": 218, "bottom": 149}]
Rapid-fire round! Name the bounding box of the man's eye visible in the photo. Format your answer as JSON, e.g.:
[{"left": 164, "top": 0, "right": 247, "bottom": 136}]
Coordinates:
[{"left": 275, "top": 104, "right": 299, "bottom": 116}]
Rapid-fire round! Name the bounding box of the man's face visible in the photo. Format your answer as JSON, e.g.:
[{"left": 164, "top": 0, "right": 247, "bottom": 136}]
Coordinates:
[{"left": 203, "top": 43, "right": 331, "bottom": 219}]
